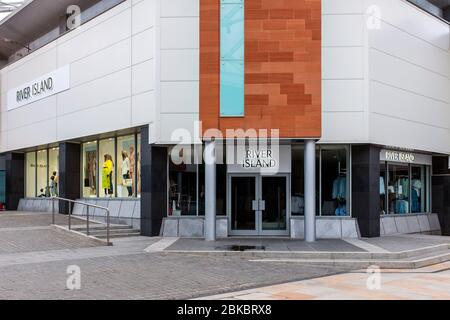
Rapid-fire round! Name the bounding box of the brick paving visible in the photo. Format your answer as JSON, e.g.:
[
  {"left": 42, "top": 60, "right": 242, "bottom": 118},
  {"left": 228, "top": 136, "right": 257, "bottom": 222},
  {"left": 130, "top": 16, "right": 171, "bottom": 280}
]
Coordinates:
[
  {"left": 1, "top": 212, "right": 449, "bottom": 300},
  {"left": 0, "top": 251, "right": 350, "bottom": 300}
]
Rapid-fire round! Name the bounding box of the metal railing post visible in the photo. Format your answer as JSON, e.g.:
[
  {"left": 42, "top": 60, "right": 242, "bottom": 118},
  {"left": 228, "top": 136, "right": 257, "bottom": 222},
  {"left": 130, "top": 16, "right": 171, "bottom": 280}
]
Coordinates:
[
  {"left": 51, "top": 197, "right": 111, "bottom": 246},
  {"left": 106, "top": 209, "right": 110, "bottom": 246},
  {"left": 86, "top": 206, "right": 90, "bottom": 236}
]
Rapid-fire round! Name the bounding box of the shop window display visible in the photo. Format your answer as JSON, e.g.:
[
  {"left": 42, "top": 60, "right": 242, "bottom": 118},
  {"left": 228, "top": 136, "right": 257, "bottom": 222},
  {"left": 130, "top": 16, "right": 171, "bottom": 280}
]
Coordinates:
[
  {"left": 380, "top": 162, "right": 387, "bottom": 214},
  {"left": 36, "top": 150, "right": 48, "bottom": 197},
  {"left": 291, "top": 146, "right": 320, "bottom": 216},
  {"left": 321, "top": 147, "right": 349, "bottom": 216},
  {"left": 387, "top": 164, "right": 410, "bottom": 214},
  {"left": 169, "top": 164, "right": 197, "bottom": 216},
  {"left": 411, "top": 165, "right": 427, "bottom": 213},
  {"left": 25, "top": 152, "right": 36, "bottom": 198},
  {"left": 48, "top": 148, "right": 59, "bottom": 197},
  {"left": 99, "top": 139, "right": 116, "bottom": 198},
  {"left": 136, "top": 134, "right": 141, "bottom": 197},
  {"left": 81, "top": 134, "right": 141, "bottom": 199},
  {"left": 117, "top": 135, "right": 135, "bottom": 198},
  {"left": 82, "top": 141, "right": 98, "bottom": 198}
]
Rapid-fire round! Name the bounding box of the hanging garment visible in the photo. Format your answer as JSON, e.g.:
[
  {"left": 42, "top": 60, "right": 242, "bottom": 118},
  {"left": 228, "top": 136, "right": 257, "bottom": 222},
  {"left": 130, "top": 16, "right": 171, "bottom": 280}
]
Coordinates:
[
  {"left": 395, "top": 200, "right": 409, "bottom": 214},
  {"left": 332, "top": 176, "right": 347, "bottom": 200},
  {"left": 380, "top": 176, "right": 385, "bottom": 195}
]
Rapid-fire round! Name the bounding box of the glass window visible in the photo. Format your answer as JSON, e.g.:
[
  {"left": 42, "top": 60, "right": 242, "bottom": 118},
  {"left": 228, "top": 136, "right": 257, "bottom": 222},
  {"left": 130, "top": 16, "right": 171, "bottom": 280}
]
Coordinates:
[
  {"left": 321, "top": 147, "right": 349, "bottom": 216},
  {"left": 137, "top": 134, "right": 141, "bottom": 198},
  {"left": 220, "top": 1, "right": 245, "bottom": 116},
  {"left": 36, "top": 150, "right": 48, "bottom": 197},
  {"left": 216, "top": 164, "right": 227, "bottom": 216},
  {"left": 168, "top": 147, "right": 197, "bottom": 216},
  {"left": 48, "top": 148, "right": 59, "bottom": 197},
  {"left": 387, "top": 163, "right": 410, "bottom": 214},
  {"left": 380, "top": 162, "right": 387, "bottom": 214},
  {"left": 82, "top": 141, "right": 98, "bottom": 198},
  {"left": 99, "top": 138, "right": 116, "bottom": 198},
  {"left": 291, "top": 145, "right": 320, "bottom": 216},
  {"left": 25, "top": 152, "right": 36, "bottom": 198},
  {"left": 117, "top": 135, "right": 135, "bottom": 198},
  {"left": 411, "top": 165, "right": 427, "bottom": 213}
]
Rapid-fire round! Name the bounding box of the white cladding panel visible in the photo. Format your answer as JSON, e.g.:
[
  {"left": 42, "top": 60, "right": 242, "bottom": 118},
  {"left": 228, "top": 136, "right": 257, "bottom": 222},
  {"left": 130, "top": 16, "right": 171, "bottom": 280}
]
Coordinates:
[
  {"left": 367, "top": 0, "right": 450, "bottom": 154},
  {"left": 321, "top": 0, "right": 367, "bottom": 144},
  {"left": 0, "top": 0, "right": 448, "bottom": 155},
  {"left": 321, "top": 0, "right": 450, "bottom": 154},
  {"left": 0, "top": 0, "right": 200, "bottom": 152}
]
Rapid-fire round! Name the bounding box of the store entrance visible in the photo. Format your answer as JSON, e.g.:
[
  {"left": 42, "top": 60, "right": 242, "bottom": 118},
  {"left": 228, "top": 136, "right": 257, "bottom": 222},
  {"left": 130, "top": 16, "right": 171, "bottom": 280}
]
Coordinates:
[{"left": 228, "top": 174, "right": 289, "bottom": 236}]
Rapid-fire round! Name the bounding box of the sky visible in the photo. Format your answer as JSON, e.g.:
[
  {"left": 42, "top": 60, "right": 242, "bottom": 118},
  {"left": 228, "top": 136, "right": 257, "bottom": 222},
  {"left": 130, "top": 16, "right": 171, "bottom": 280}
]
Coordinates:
[{"left": 0, "top": 0, "right": 25, "bottom": 22}]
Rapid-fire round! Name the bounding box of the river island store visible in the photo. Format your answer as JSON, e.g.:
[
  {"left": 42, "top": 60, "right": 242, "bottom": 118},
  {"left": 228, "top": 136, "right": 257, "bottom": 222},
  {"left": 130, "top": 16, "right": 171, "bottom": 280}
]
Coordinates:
[{"left": 0, "top": 0, "right": 449, "bottom": 240}]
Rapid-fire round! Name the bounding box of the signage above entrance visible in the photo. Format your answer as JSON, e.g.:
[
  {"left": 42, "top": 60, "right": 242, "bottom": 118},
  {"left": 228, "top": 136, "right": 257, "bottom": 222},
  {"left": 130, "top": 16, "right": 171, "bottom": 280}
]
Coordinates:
[
  {"left": 7, "top": 65, "right": 71, "bottom": 111},
  {"left": 228, "top": 145, "right": 291, "bottom": 174},
  {"left": 380, "top": 149, "right": 432, "bottom": 166}
]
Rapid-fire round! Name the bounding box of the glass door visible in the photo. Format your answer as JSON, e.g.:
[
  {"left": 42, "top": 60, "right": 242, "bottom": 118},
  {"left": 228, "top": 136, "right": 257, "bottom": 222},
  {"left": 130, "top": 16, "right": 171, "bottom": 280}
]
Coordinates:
[
  {"left": 260, "top": 176, "right": 289, "bottom": 236},
  {"left": 228, "top": 174, "right": 289, "bottom": 236},
  {"left": 229, "top": 175, "right": 258, "bottom": 236}
]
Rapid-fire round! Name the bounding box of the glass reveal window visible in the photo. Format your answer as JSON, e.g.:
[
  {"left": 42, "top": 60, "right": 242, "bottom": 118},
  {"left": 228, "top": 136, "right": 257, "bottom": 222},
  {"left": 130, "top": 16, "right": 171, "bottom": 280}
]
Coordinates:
[
  {"left": 380, "top": 160, "right": 431, "bottom": 215},
  {"left": 36, "top": 150, "right": 48, "bottom": 197},
  {"left": 25, "top": 152, "right": 37, "bottom": 198},
  {"left": 117, "top": 135, "right": 136, "bottom": 198},
  {"left": 321, "top": 147, "right": 349, "bottom": 217},
  {"left": 82, "top": 141, "right": 98, "bottom": 198},
  {"left": 99, "top": 138, "right": 116, "bottom": 198},
  {"left": 220, "top": 0, "right": 245, "bottom": 117},
  {"left": 49, "top": 148, "right": 59, "bottom": 197},
  {"left": 81, "top": 133, "right": 141, "bottom": 199}
]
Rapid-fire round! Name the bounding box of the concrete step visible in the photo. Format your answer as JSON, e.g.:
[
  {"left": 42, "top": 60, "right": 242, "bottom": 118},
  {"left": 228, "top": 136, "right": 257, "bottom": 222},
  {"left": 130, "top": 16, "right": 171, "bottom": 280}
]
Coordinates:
[
  {"left": 247, "top": 249, "right": 450, "bottom": 269},
  {"left": 96, "top": 231, "right": 141, "bottom": 239},
  {"left": 72, "top": 223, "right": 141, "bottom": 239}
]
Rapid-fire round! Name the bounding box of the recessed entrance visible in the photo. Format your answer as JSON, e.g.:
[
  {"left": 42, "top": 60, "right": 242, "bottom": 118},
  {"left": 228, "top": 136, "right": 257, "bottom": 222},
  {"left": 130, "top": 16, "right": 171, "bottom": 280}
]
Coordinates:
[{"left": 228, "top": 174, "right": 289, "bottom": 236}]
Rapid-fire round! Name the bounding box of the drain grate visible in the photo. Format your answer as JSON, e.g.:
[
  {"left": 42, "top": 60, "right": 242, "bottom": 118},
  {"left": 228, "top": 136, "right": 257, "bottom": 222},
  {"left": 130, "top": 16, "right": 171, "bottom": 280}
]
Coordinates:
[{"left": 217, "top": 245, "right": 266, "bottom": 251}]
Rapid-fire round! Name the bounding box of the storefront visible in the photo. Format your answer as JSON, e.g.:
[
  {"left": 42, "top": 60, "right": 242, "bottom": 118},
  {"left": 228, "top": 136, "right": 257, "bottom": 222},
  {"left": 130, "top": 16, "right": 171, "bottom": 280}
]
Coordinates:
[{"left": 380, "top": 149, "right": 432, "bottom": 215}]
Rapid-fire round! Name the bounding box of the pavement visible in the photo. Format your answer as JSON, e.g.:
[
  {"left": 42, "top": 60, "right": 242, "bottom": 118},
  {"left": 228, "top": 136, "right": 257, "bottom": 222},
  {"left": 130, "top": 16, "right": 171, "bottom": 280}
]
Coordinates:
[
  {"left": 198, "top": 262, "right": 450, "bottom": 300},
  {"left": 0, "top": 211, "right": 449, "bottom": 300}
]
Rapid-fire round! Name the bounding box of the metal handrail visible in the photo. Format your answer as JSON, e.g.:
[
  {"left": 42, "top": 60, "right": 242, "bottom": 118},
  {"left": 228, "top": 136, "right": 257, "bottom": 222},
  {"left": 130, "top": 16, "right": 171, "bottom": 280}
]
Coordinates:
[{"left": 51, "top": 197, "right": 112, "bottom": 246}]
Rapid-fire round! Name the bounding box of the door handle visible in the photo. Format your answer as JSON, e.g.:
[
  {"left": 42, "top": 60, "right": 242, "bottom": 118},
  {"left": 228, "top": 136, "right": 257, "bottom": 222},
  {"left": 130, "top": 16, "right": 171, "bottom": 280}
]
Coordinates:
[
  {"left": 259, "top": 200, "right": 265, "bottom": 211},
  {"left": 252, "top": 200, "right": 259, "bottom": 211}
]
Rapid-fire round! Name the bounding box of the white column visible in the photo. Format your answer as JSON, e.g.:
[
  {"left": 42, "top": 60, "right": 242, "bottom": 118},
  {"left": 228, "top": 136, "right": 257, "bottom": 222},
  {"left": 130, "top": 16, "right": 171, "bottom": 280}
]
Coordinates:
[
  {"left": 304, "top": 139, "right": 316, "bottom": 242},
  {"left": 204, "top": 141, "right": 216, "bottom": 241}
]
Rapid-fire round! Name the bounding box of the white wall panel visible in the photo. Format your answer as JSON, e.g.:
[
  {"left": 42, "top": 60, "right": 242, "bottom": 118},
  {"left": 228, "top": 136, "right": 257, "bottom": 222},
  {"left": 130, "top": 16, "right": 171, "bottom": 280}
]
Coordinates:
[
  {"left": 322, "top": 47, "right": 364, "bottom": 79},
  {"left": 322, "top": 112, "right": 366, "bottom": 143},
  {"left": 7, "top": 119, "right": 56, "bottom": 151},
  {"left": 161, "top": 82, "right": 199, "bottom": 114},
  {"left": 57, "top": 97, "right": 132, "bottom": 141},
  {"left": 161, "top": 50, "right": 199, "bottom": 81},
  {"left": 323, "top": 0, "right": 363, "bottom": 14},
  {"left": 132, "top": 90, "right": 155, "bottom": 126},
  {"left": 57, "top": 9, "right": 131, "bottom": 66},
  {"left": 132, "top": 59, "right": 155, "bottom": 95},
  {"left": 57, "top": 68, "right": 132, "bottom": 116},
  {"left": 6, "top": 96, "right": 57, "bottom": 131},
  {"left": 132, "top": 27, "right": 154, "bottom": 64},
  {"left": 132, "top": 0, "right": 155, "bottom": 34},
  {"left": 70, "top": 38, "right": 132, "bottom": 87},
  {"left": 370, "top": 114, "right": 450, "bottom": 154},
  {"left": 161, "top": 0, "right": 199, "bottom": 17},
  {"left": 322, "top": 80, "right": 364, "bottom": 112},
  {"left": 322, "top": 15, "right": 364, "bottom": 47},
  {"left": 159, "top": 113, "right": 199, "bottom": 144},
  {"left": 161, "top": 17, "right": 199, "bottom": 49}
]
